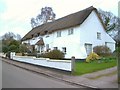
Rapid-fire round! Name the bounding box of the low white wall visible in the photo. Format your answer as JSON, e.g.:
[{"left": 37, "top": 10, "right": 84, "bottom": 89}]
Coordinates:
[{"left": 13, "top": 56, "right": 72, "bottom": 71}]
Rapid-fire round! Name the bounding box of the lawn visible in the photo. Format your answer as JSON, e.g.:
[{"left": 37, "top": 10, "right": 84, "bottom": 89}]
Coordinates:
[{"left": 74, "top": 57, "right": 117, "bottom": 75}]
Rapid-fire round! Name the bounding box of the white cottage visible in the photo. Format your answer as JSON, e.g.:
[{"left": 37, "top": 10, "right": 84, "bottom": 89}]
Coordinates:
[{"left": 22, "top": 6, "right": 115, "bottom": 59}]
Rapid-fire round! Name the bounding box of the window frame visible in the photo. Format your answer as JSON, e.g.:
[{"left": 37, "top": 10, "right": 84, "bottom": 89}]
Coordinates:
[
  {"left": 97, "top": 32, "right": 101, "bottom": 40},
  {"left": 62, "top": 47, "right": 66, "bottom": 54},
  {"left": 53, "top": 47, "right": 58, "bottom": 50},
  {"left": 68, "top": 28, "right": 74, "bottom": 35},
  {"left": 57, "top": 31, "right": 61, "bottom": 37}
]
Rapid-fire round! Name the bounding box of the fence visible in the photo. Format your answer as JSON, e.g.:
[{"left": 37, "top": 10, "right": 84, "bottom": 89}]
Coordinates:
[{"left": 11, "top": 53, "right": 72, "bottom": 71}]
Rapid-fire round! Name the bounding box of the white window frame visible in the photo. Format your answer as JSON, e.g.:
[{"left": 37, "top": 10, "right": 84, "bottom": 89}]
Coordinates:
[
  {"left": 68, "top": 28, "right": 74, "bottom": 35},
  {"left": 57, "top": 31, "right": 61, "bottom": 37},
  {"left": 62, "top": 47, "right": 66, "bottom": 53},
  {"left": 97, "top": 32, "right": 101, "bottom": 40},
  {"left": 53, "top": 47, "right": 58, "bottom": 50},
  {"left": 46, "top": 44, "right": 49, "bottom": 51}
]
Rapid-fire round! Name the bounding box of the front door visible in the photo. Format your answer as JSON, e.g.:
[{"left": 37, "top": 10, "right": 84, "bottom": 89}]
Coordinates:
[{"left": 85, "top": 43, "right": 92, "bottom": 55}]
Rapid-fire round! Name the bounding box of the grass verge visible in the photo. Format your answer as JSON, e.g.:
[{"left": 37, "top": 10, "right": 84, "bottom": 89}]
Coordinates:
[{"left": 74, "top": 58, "right": 117, "bottom": 75}]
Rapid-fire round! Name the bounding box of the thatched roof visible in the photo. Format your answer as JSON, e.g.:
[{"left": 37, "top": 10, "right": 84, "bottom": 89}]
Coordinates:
[{"left": 22, "top": 6, "right": 106, "bottom": 41}]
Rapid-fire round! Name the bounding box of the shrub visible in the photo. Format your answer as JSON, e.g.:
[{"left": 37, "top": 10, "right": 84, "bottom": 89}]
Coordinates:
[
  {"left": 86, "top": 52, "right": 100, "bottom": 63},
  {"left": 115, "top": 46, "right": 120, "bottom": 55},
  {"left": 27, "top": 52, "right": 37, "bottom": 56},
  {"left": 93, "top": 45, "right": 112, "bottom": 57},
  {"left": 40, "top": 50, "right": 64, "bottom": 59},
  {"left": 9, "top": 45, "right": 19, "bottom": 52}
]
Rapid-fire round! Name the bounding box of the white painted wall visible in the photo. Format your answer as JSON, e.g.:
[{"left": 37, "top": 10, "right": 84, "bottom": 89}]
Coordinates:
[
  {"left": 79, "top": 11, "right": 115, "bottom": 54},
  {"left": 13, "top": 56, "right": 72, "bottom": 71},
  {"left": 22, "top": 10, "right": 115, "bottom": 59}
]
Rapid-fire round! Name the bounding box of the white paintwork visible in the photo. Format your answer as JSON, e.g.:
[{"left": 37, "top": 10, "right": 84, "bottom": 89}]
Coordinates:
[
  {"left": 22, "top": 10, "right": 115, "bottom": 59},
  {"left": 13, "top": 55, "right": 72, "bottom": 71},
  {"left": 78, "top": 11, "right": 116, "bottom": 57}
]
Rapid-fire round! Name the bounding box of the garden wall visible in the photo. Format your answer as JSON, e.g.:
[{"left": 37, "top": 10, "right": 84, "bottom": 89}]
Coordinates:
[{"left": 12, "top": 55, "right": 72, "bottom": 71}]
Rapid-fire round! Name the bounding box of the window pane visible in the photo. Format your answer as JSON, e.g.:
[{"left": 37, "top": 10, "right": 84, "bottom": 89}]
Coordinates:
[
  {"left": 62, "top": 47, "right": 66, "bottom": 53},
  {"left": 97, "top": 32, "right": 101, "bottom": 40},
  {"left": 57, "top": 31, "right": 61, "bottom": 37},
  {"left": 68, "top": 28, "right": 73, "bottom": 35},
  {"left": 54, "top": 47, "right": 58, "bottom": 50}
]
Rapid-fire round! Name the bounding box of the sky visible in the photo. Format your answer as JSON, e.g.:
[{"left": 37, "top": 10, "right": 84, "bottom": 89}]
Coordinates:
[{"left": 0, "top": 0, "right": 119, "bottom": 38}]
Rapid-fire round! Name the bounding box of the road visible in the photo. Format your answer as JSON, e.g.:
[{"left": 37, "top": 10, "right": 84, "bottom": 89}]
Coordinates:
[{"left": 2, "top": 61, "right": 82, "bottom": 88}]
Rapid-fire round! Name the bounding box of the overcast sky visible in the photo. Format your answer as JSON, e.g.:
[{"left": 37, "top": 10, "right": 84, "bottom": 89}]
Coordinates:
[{"left": 0, "top": 0, "right": 119, "bottom": 38}]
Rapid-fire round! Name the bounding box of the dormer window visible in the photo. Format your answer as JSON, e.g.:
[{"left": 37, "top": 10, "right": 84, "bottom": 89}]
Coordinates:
[
  {"left": 44, "top": 31, "right": 48, "bottom": 34},
  {"left": 68, "top": 28, "right": 74, "bottom": 35},
  {"left": 57, "top": 31, "right": 61, "bottom": 37},
  {"left": 31, "top": 34, "right": 34, "bottom": 38},
  {"left": 37, "top": 33, "right": 40, "bottom": 36}
]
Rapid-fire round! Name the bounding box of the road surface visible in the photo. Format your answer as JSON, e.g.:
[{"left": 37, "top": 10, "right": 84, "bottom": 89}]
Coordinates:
[{"left": 2, "top": 61, "right": 82, "bottom": 88}]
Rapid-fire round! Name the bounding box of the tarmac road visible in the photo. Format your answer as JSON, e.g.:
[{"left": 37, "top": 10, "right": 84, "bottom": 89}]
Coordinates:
[{"left": 2, "top": 61, "right": 83, "bottom": 88}]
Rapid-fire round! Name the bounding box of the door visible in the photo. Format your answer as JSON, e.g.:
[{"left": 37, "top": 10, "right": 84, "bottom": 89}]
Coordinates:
[{"left": 85, "top": 43, "right": 92, "bottom": 55}]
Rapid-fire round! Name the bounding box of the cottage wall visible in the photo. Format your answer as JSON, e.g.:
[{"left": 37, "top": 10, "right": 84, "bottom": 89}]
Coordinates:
[
  {"left": 22, "top": 11, "right": 115, "bottom": 59},
  {"left": 79, "top": 11, "right": 115, "bottom": 54}
]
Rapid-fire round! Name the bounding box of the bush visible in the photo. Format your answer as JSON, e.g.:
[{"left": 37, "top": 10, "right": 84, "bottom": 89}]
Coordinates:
[
  {"left": 115, "top": 46, "right": 120, "bottom": 54},
  {"left": 40, "top": 50, "right": 64, "bottom": 59},
  {"left": 27, "top": 52, "right": 37, "bottom": 56},
  {"left": 86, "top": 52, "right": 100, "bottom": 63},
  {"left": 9, "top": 45, "right": 19, "bottom": 52},
  {"left": 93, "top": 45, "right": 112, "bottom": 57}
]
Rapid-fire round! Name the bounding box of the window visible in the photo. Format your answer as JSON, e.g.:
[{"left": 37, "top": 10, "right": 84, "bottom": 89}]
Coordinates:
[
  {"left": 46, "top": 44, "right": 49, "bottom": 51},
  {"left": 62, "top": 47, "right": 66, "bottom": 53},
  {"left": 57, "top": 31, "right": 61, "bottom": 37},
  {"left": 54, "top": 47, "right": 58, "bottom": 50},
  {"left": 68, "top": 28, "right": 74, "bottom": 35},
  {"left": 97, "top": 32, "right": 101, "bottom": 40}
]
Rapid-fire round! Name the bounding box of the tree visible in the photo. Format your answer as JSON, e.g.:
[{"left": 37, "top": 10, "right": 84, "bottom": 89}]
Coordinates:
[
  {"left": 30, "top": 6, "right": 56, "bottom": 28},
  {"left": 2, "top": 45, "right": 9, "bottom": 53},
  {"left": 2, "top": 32, "right": 16, "bottom": 40},
  {"left": 31, "top": 18, "right": 38, "bottom": 28},
  {"left": 40, "top": 7, "right": 56, "bottom": 23},
  {"left": 9, "top": 39, "right": 20, "bottom": 47},
  {"left": 9, "top": 45, "right": 18, "bottom": 52},
  {"left": 19, "top": 44, "right": 29, "bottom": 54},
  {"left": 1, "top": 32, "right": 22, "bottom": 53},
  {"left": 98, "top": 9, "right": 117, "bottom": 32},
  {"left": 114, "top": 18, "right": 120, "bottom": 42},
  {"left": 16, "top": 34, "right": 22, "bottom": 40},
  {"left": 98, "top": 9, "right": 120, "bottom": 43}
]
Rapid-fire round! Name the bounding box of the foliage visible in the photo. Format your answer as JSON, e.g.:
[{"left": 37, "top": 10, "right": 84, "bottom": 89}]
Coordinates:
[
  {"left": 27, "top": 52, "right": 37, "bottom": 56},
  {"left": 19, "top": 44, "right": 29, "bottom": 53},
  {"left": 9, "top": 45, "right": 18, "bottom": 52},
  {"left": 115, "top": 46, "right": 120, "bottom": 54},
  {"left": 98, "top": 9, "right": 120, "bottom": 44},
  {"left": 86, "top": 52, "right": 100, "bottom": 63},
  {"left": 93, "top": 45, "right": 112, "bottom": 57},
  {"left": 31, "top": 6, "right": 56, "bottom": 28},
  {"left": 1, "top": 32, "right": 28, "bottom": 54},
  {"left": 6, "top": 51, "right": 11, "bottom": 58},
  {"left": 1, "top": 32, "right": 21, "bottom": 40},
  {"left": 2, "top": 32, "right": 16, "bottom": 40},
  {"left": 40, "top": 50, "right": 64, "bottom": 59},
  {"left": 9, "top": 39, "right": 20, "bottom": 46},
  {"left": 2, "top": 45, "right": 9, "bottom": 53},
  {"left": 98, "top": 9, "right": 117, "bottom": 32}
]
